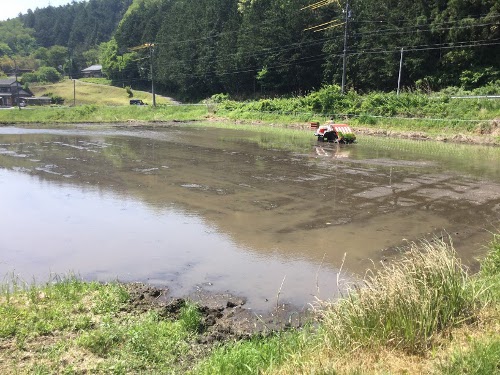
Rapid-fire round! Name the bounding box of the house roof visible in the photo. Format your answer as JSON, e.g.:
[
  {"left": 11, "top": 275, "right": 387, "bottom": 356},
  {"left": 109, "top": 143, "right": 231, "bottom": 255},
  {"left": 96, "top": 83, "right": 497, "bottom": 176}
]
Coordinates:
[
  {"left": 19, "top": 89, "right": 32, "bottom": 97},
  {"left": 0, "top": 78, "right": 18, "bottom": 86},
  {"left": 81, "top": 65, "right": 103, "bottom": 72}
]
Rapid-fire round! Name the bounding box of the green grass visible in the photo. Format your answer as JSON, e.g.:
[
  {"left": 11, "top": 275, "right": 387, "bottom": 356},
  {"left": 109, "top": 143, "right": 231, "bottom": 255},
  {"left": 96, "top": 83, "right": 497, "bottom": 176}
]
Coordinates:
[
  {"left": 79, "top": 78, "right": 113, "bottom": 86},
  {"left": 192, "top": 330, "right": 310, "bottom": 375},
  {"left": 438, "top": 336, "right": 500, "bottom": 375},
  {"left": 0, "top": 276, "right": 128, "bottom": 343},
  {"left": 0, "top": 103, "right": 208, "bottom": 124},
  {"left": 480, "top": 234, "right": 500, "bottom": 278},
  {"left": 477, "top": 233, "right": 500, "bottom": 305},
  {"left": 0, "top": 276, "right": 203, "bottom": 373},
  {"left": 213, "top": 85, "right": 500, "bottom": 137},
  {"left": 77, "top": 308, "right": 199, "bottom": 367}
]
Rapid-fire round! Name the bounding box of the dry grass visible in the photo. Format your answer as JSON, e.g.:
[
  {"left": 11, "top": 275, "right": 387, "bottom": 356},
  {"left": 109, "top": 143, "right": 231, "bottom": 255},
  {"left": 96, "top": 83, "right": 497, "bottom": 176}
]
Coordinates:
[
  {"left": 317, "top": 238, "right": 480, "bottom": 354},
  {"left": 268, "top": 304, "right": 499, "bottom": 375},
  {"left": 29, "top": 79, "right": 173, "bottom": 106}
]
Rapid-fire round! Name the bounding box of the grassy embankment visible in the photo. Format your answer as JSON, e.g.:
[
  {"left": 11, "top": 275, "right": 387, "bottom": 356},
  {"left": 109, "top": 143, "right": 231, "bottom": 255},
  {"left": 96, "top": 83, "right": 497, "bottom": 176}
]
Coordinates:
[
  {"left": 0, "top": 80, "right": 498, "bottom": 144},
  {"left": 1, "top": 234, "right": 499, "bottom": 374},
  {"left": 31, "top": 79, "right": 173, "bottom": 107}
]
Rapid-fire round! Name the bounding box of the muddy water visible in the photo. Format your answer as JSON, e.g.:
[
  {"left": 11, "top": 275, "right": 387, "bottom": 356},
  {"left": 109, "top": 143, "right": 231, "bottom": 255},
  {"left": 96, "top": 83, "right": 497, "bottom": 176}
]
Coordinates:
[{"left": 1, "top": 125, "right": 499, "bottom": 310}]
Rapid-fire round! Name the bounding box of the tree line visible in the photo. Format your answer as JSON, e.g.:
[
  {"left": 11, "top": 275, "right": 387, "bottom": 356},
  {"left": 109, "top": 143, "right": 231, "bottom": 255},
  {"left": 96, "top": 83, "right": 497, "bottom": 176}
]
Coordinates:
[{"left": 0, "top": 0, "right": 498, "bottom": 101}]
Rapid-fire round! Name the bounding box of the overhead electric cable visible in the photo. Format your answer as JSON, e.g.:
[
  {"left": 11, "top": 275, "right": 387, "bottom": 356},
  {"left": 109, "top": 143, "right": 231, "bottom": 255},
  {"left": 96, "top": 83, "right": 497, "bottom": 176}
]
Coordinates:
[
  {"left": 304, "top": 19, "right": 342, "bottom": 31},
  {"left": 313, "top": 21, "right": 345, "bottom": 32}
]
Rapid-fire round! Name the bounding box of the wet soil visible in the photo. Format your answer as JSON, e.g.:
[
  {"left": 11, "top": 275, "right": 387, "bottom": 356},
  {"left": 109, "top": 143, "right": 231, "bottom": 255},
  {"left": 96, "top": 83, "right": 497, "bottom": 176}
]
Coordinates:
[{"left": 125, "top": 283, "right": 308, "bottom": 341}]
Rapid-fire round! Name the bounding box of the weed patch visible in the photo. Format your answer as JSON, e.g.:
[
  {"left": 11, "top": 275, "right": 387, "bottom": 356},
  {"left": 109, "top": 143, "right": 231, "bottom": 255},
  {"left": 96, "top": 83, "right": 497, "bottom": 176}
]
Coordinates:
[
  {"left": 319, "top": 238, "right": 480, "bottom": 353},
  {"left": 438, "top": 336, "right": 500, "bottom": 375}
]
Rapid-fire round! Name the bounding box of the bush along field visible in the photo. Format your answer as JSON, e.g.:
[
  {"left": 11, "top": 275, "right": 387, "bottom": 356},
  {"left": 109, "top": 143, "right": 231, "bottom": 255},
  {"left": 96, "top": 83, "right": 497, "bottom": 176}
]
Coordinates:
[
  {"left": 0, "top": 233, "right": 499, "bottom": 374},
  {"left": 211, "top": 84, "right": 500, "bottom": 139}
]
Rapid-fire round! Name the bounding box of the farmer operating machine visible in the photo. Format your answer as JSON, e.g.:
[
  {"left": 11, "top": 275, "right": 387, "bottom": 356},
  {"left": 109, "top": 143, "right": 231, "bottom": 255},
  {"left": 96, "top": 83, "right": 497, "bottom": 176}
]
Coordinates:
[{"left": 311, "top": 122, "right": 356, "bottom": 143}]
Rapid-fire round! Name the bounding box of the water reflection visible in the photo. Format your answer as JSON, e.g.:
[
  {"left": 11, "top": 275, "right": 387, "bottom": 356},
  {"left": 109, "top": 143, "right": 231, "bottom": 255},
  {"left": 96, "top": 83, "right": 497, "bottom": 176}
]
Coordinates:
[{"left": 0, "top": 125, "right": 499, "bottom": 310}]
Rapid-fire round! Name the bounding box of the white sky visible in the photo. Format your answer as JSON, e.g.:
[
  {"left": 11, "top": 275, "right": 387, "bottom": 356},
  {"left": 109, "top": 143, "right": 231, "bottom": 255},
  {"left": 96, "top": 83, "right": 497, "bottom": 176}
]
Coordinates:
[{"left": 0, "top": 0, "right": 83, "bottom": 21}]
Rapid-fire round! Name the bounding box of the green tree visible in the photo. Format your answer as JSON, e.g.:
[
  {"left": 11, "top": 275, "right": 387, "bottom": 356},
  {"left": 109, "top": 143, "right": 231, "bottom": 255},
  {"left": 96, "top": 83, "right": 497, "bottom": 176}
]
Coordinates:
[
  {"left": 47, "top": 45, "right": 69, "bottom": 70},
  {"left": 99, "top": 39, "right": 138, "bottom": 81},
  {"left": 21, "top": 66, "right": 62, "bottom": 83},
  {"left": 0, "top": 19, "right": 37, "bottom": 55}
]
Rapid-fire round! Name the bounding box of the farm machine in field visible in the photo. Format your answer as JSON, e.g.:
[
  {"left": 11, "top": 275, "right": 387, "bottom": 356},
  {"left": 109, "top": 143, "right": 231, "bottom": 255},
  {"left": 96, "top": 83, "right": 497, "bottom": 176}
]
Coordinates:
[{"left": 311, "top": 122, "right": 356, "bottom": 143}]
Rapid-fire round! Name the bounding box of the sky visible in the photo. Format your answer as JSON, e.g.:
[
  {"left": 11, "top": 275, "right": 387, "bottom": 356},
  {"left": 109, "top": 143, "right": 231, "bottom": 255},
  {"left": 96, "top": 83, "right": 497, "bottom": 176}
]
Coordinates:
[{"left": 0, "top": 0, "right": 82, "bottom": 21}]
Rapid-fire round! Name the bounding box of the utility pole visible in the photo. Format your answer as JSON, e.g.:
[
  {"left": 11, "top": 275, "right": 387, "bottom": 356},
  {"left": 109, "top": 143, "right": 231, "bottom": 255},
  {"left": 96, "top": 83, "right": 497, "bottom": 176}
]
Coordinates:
[
  {"left": 397, "top": 47, "right": 404, "bottom": 95},
  {"left": 341, "top": 0, "right": 350, "bottom": 95},
  {"left": 11, "top": 57, "right": 21, "bottom": 110},
  {"left": 73, "top": 79, "right": 76, "bottom": 106},
  {"left": 129, "top": 43, "right": 157, "bottom": 106},
  {"left": 148, "top": 43, "right": 156, "bottom": 107}
]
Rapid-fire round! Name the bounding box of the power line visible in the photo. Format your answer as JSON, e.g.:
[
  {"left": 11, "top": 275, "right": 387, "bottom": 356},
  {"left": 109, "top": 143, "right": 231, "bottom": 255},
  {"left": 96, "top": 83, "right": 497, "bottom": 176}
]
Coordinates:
[
  {"left": 148, "top": 40, "right": 500, "bottom": 81},
  {"left": 146, "top": 18, "right": 499, "bottom": 70},
  {"left": 105, "top": 36, "right": 499, "bottom": 83},
  {"left": 149, "top": 12, "right": 499, "bottom": 47}
]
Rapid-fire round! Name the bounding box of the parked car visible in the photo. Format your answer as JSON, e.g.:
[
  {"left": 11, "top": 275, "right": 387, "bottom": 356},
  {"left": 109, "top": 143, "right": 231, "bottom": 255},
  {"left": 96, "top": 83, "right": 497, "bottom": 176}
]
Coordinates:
[{"left": 130, "top": 99, "right": 147, "bottom": 105}]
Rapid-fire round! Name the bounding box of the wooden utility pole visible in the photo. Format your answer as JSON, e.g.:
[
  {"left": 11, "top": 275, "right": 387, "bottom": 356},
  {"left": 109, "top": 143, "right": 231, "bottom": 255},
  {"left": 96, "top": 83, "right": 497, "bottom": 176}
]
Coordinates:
[
  {"left": 129, "top": 43, "right": 157, "bottom": 107},
  {"left": 341, "top": 0, "right": 350, "bottom": 94},
  {"left": 10, "top": 57, "right": 21, "bottom": 110},
  {"left": 397, "top": 47, "right": 404, "bottom": 95},
  {"left": 149, "top": 44, "right": 156, "bottom": 107}
]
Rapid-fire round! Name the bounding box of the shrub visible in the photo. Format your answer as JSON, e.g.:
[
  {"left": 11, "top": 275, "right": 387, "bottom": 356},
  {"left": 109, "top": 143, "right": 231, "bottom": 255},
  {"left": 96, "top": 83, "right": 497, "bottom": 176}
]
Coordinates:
[
  {"left": 125, "top": 86, "right": 133, "bottom": 98},
  {"left": 41, "top": 92, "right": 64, "bottom": 105},
  {"left": 319, "top": 238, "right": 479, "bottom": 353},
  {"left": 210, "top": 93, "right": 230, "bottom": 103},
  {"left": 21, "top": 67, "right": 62, "bottom": 84}
]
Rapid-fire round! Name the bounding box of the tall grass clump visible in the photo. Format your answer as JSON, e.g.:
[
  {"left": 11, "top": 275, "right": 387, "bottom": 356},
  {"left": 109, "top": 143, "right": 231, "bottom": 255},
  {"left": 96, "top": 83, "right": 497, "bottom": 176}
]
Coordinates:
[
  {"left": 478, "top": 233, "right": 500, "bottom": 302},
  {"left": 319, "top": 238, "right": 480, "bottom": 353},
  {"left": 480, "top": 233, "right": 500, "bottom": 277}
]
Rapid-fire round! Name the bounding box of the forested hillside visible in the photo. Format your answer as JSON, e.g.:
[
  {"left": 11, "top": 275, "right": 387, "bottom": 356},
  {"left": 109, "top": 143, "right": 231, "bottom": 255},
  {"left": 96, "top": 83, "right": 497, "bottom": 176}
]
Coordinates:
[{"left": 0, "top": 0, "right": 498, "bottom": 101}]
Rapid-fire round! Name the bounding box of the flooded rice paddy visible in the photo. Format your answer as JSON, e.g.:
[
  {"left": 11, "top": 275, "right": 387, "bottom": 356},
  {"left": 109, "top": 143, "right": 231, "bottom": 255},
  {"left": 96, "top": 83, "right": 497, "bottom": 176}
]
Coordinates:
[{"left": 0, "top": 124, "right": 499, "bottom": 310}]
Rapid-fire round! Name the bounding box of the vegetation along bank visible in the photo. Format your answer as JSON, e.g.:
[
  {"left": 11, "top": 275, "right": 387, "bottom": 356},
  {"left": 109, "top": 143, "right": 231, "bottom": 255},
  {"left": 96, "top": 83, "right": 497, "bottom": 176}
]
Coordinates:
[
  {"left": 1, "top": 233, "right": 499, "bottom": 373},
  {"left": 0, "top": 81, "right": 499, "bottom": 146}
]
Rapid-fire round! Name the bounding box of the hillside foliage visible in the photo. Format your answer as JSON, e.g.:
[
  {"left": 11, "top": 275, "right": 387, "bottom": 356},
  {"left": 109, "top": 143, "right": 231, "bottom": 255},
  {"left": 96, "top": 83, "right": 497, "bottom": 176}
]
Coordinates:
[{"left": 0, "top": 0, "right": 498, "bottom": 101}]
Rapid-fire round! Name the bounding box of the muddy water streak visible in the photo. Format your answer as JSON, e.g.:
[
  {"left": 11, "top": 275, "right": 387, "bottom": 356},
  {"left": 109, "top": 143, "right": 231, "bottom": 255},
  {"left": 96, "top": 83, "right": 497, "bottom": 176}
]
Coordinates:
[{"left": 0, "top": 125, "right": 499, "bottom": 310}]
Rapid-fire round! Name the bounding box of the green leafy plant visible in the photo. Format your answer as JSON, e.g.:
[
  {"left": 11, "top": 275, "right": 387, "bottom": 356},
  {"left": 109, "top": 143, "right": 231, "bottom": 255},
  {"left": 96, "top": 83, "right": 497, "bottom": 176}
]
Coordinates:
[{"left": 125, "top": 86, "right": 133, "bottom": 98}]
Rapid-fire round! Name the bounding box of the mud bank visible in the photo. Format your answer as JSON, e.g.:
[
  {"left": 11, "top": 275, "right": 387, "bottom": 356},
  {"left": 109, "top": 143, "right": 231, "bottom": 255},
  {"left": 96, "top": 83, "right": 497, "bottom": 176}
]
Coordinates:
[
  {"left": 354, "top": 124, "right": 500, "bottom": 146},
  {"left": 125, "top": 283, "right": 309, "bottom": 340}
]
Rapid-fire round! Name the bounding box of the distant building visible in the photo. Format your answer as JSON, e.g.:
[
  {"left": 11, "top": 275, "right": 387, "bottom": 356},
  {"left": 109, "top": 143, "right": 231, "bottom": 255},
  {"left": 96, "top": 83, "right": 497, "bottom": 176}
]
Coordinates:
[
  {"left": 0, "top": 78, "right": 33, "bottom": 107},
  {"left": 81, "top": 65, "right": 103, "bottom": 78}
]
